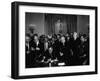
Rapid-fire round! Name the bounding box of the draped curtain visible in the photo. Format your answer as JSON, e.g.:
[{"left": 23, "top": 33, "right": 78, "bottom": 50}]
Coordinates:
[
  {"left": 45, "top": 14, "right": 77, "bottom": 35},
  {"left": 66, "top": 15, "right": 77, "bottom": 33}
]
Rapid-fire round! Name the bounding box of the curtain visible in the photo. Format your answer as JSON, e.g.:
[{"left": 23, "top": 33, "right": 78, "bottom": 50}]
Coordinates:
[{"left": 45, "top": 14, "right": 77, "bottom": 35}]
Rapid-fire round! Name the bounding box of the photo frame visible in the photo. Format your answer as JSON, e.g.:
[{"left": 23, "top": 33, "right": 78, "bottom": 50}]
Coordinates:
[{"left": 11, "top": 1, "right": 98, "bottom": 79}]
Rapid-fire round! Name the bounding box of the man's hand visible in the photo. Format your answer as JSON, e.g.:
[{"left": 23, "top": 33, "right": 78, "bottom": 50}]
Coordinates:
[
  {"left": 36, "top": 47, "right": 40, "bottom": 50},
  {"left": 60, "top": 52, "right": 63, "bottom": 56}
]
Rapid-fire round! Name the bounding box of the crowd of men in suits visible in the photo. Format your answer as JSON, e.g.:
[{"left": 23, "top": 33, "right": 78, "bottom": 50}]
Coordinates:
[{"left": 25, "top": 32, "right": 89, "bottom": 68}]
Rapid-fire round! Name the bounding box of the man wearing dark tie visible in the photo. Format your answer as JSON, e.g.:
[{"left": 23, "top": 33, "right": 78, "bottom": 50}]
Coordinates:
[{"left": 29, "top": 34, "right": 43, "bottom": 67}]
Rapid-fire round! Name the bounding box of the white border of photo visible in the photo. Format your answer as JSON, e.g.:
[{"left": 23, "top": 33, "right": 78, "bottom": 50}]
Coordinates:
[{"left": 19, "top": 5, "right": 95, "bottom": 76}]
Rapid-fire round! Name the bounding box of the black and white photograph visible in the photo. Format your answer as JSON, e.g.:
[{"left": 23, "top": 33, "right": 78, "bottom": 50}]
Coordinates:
[
  {"left": 25, "top": 13, "right": 90, "bottom": 68},
  {"left": 11, "top": 2, "right": 97, "bottom": 79}
]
